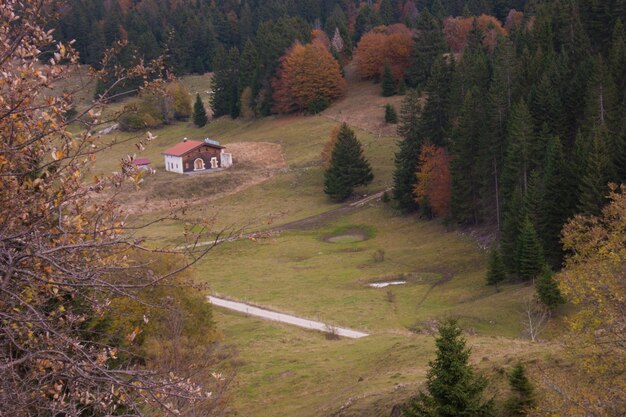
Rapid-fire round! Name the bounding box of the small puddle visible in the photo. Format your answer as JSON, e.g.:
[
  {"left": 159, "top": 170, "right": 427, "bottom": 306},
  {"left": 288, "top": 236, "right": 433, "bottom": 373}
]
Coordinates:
[{"left": 368, "top": 281, "right": 407, "bottom": 288}]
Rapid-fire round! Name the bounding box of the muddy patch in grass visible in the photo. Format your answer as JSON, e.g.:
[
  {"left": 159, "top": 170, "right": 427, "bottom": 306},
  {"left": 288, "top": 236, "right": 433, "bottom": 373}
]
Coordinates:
[{"left": 322, "top": 225, "right": 374, "bottom": 244}]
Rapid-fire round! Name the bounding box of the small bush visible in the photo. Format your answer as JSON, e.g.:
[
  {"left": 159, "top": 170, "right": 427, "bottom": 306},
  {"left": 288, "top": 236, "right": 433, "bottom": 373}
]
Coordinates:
[
  {"left": 307, "top": 98, "right": 330, "bottom": 114},
  {"left": 382, "top": 191, "right": 390, "bottom": 202},
  {"left": 384, "top": 104, "right": 397, "bottom": 124}
]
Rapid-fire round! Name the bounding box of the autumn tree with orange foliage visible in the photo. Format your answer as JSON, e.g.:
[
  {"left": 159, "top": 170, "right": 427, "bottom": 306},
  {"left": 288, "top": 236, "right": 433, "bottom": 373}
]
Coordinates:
[
  {"left": 272, "top": 42, "right": 346, "bottom": 114},
  {"left": 443, "top": 15, "right": 507, "bottom": 54},
  {"left": 354, "top": 24, "right": 413, "bottom": 80},
  {"left": 414, "top": 145, "right": 452, "bottom": 217}
]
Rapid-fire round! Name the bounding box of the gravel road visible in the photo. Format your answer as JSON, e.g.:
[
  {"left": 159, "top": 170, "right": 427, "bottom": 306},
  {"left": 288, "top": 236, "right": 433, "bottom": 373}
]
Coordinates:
[{"left": 208, "top": 296, "right": 369, "bottom": 339}]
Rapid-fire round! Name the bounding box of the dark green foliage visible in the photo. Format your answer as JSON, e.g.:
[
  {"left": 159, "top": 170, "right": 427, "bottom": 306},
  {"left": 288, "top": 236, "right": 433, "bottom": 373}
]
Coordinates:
[
  {"left": 193, "top": 94, "right": 208, "bottom": 128},
  {"left": 403, "top": 320, "right": 495, "bottom": 417},
  {"left": 516, "top": 215, "right": 544, "bottom": 281},
  {"left": 407, "top": 10, "right": 446, "bottom": 88},
  {"left": 397, "top": 77, "right": 407, "bottom": 95},
  {"left": 382, "top": 60, "right": 396, "bottom": 97},
  {"left": 501, "top": 101, "right": 537, "bottom": 203},
  {"left": 577, "top": 126, "right": 612, "bottom": 215},
  {"left": 353, "top": 5, "right": 381, "bottom": 44},
  {"left": 540, "top": 135, "right": 575, "bottom": 267},
  {"left": 306, "top": 98, "right": 330, "bottom": 114},
  {"left": 324, "top": 124, "right": 374, "bottom": 201},
  {"left": 504, "top": 363, "right": 535, "bottom": 417},
  {"left": 393, "top": 90, "right": 422, "bottom": 211},
  {"left": 486, "top": 247, "right": 506, "bottom": 291},
  {"left": 385, "top": 104, "right": 398, "bottom": 124},
  {"left": 451, "top": 89, "right": 484, "bottom": 225},
  {"left": 501, "top": 186, "right": 524, "bottom": 275},
  {"left": 419, "top": 56, "right": 452, "bottom": 147},
  {"left": 379, "top": 0, "right": 395, "bottom": 25},
  {"left": 536, "top": 266, "right": 566, "bottom": 310}
]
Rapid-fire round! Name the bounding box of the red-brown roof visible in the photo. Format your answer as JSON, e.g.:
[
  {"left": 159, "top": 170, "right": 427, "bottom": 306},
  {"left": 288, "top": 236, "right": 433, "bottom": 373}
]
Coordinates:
[
  {"left": 161, "top": 140, "right": 224, "bottom": 157},
  {"left": 133, "top": 158, "right": 151, "bottom": 165}
]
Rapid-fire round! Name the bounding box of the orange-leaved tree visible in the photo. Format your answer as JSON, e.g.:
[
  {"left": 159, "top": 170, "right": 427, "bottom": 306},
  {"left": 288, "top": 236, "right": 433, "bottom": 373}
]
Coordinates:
[
  {"left": 414, "top": 145, "right": 452, "bottom": 217},
  {"left": 443, "top": 15, "right": 507, "bottom": 54},
  {"left": 272, "top": 42, "right": 346, "bottom": 113},
  {"left": 353, "top": 24, "right": 413, "bottom": 80}
]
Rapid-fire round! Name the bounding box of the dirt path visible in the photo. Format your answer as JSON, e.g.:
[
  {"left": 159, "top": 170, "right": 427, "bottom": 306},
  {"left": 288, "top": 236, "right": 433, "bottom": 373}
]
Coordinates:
[
  {"left": 177, "top": 188, "right": 389, "bottom": 249},
  {"left": 208, "top": 296, "right": 369, "bottom": 339}
]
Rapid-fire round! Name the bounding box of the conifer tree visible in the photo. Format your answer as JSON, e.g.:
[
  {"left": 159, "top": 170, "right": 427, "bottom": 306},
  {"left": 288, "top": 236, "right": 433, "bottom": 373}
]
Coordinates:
[
  {"left": 324, "top": 124, "right": 373, "bottom": 201},
  {"left": 536, "top": 265, "right": 566, "bottom": 310},
  {"left": 540, "top": 135, "right": 574, "bottom": 267},
  {"left": 501, "top": 186, "right": 524, "bottom": 274},
  {"left": 504, "top": 363, "right": 535, "bottom": 417},
  {"left": 382, "top": 59, "right": 395, "bottom": 97},
  {"left": 385, "top": 104, "right": 398, "bottom": 124},
  {"left": 419, "top": 56, "right": 451, "bottom": 147},
  {"left": 379, "top": 0, "right": 395, "bottom": 25},
  {"left": 393, "top": 90, "right": 423, "bottom": 211},
  {"left": 451, "top": 89, "right": 483, "bottom": 225},
  {"left": 577, "top": 126, "right": 612, "bottom": 215},
  {"left": 516, "top": 215, "right": 544, "bottom": 281},
  {"left": 486, "top": 247, "right": 506, "bottom": 291},
  {"left": 408, "top": 10, "right": 445, "bottom": 87},
  {"left": 403, "top": 320, "right": 495, "bottom": 417},
  {"left": 193, "top": 93, "right": 208, "bottom": 127},
  {"left": 501, "top": 101, "right": 536, "bottom": 202}
]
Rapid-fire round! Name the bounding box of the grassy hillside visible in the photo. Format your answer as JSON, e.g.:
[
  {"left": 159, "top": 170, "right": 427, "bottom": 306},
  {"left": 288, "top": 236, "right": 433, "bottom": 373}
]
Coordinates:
[{"left": 88, "top": 73, "right": 559, "bottom": 417}]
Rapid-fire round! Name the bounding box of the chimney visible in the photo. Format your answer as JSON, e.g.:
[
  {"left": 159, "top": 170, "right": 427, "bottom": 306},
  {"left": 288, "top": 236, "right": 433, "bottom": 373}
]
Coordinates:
[{"left": 183, "top": 137, "right": 188, "bottom": 142}]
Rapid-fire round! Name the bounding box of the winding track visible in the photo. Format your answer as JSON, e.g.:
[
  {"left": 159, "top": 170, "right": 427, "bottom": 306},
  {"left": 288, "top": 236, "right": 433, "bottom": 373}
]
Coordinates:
[
  {"left": 199, "top": 190, "right": 388, "bottom": 338},
  {"left": 177, "top": 188, "right": 389, "bottom": 250}
]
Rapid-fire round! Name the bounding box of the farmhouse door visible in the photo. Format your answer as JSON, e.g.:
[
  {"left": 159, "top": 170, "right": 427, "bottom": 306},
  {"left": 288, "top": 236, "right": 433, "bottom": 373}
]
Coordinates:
[{"left": 194, "top": 158, "right": 204, "bottom": 170}]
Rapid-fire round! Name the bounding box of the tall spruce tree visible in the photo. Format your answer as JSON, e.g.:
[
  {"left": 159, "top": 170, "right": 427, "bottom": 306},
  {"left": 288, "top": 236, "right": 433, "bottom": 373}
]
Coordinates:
[
  {"left": 536, "top": 265, "right": 566, "bottom": 310},
  {"left": 382, "top": 59, "right": 396, "bottom": 97},
  {"left": 403, "top": 320, "right": 495, "bottom": 417},
  {"left": 324, "top": 124, "right": 373, "bottom": 201},
  {"left": 577, "top": 126, "right": 612, "bottom": 215},
  {"left": 486, "top": 247, "right": 506, "bottom": 291},
  {"left": 501, "top": 101, "right": 537, "bottom": 203},
  {"left": 516, "top": 215, "right": 544, "bottom": 281},
  {"left": 501, "top": 186, "right": 525, "bottom": 274},
  {"left": 193, "top": 94, "right": 208, "bottom": 127},
  {"left": 540, "top": 135, "right": 574, "bottom": 267},
  {"left": 451, "top": 89, "right": 483, "bottom": 225},
  {"left": 419, "top": 56, "right": 452, "bottom": 147},
  {"left": 504, "top": 363, "right": 536, "bottom": 417},
  {"left": 393, "top": 90, "right": 423, "bottom": 211},
  {"left": 407, "top": 10, "right": 445, "bottom": 87}
]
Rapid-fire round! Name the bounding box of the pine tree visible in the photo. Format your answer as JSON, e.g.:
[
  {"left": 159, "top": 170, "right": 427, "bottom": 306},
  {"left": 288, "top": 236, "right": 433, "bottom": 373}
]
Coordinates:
[
  {"left": 540, "top": 135, "right": 575, "bottom": 267},
  {"left": 486, "top": 247, "right": 506, "bottom": 291},
  {"left": 384, "top": 104, "right": 397, "bottom": 124},
  {"left": 193, "top": 94, "right": 208, "bottom": 127},
  {"left": 419, "top": 56, "right": 451, "bottom": 147},
  {"left": 451, "top": 89, "right": 483, "bottom": 225},
  {"left": 516, "top": 215, "right": 544, "bottom": 281},
  {"left": 379, "top": 0, "right": 395, "bottom": 25},
  {"left": 577, "top": 126, "right": 612, "bottom": 215},
  {"left": 536, "top": 265, "right": 566, "bottom": 310},
  {"left": 381, "top": 59, "right": 395, "bottom": 97},
  {"left": 504, "top": 363, "right": 536, "bottom": 417},
  {"left": 403, "top": 320, "right": 495, "bottom": 417},
  {"left": 393, "top": 90, "right": 423, "bottom": 211},
  {"left": 324, "top": 124, "right": 374, "bottom": 201},
  {"left": 501, "top": 100, "right": 537, "bottom": 203},
  {"left": 407, "top": 10, "right": 445, "bottom": 87},
  {"left": 501, "top": 186, "right": 525, "bottom": 275}
]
